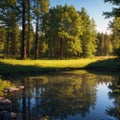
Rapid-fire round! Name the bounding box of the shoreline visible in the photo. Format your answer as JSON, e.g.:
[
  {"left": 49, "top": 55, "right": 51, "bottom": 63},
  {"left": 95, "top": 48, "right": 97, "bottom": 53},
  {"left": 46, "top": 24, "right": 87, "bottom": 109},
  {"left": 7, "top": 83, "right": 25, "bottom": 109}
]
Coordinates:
[{"left": 0, "top": 58, "right": 119, "bottom": 78}]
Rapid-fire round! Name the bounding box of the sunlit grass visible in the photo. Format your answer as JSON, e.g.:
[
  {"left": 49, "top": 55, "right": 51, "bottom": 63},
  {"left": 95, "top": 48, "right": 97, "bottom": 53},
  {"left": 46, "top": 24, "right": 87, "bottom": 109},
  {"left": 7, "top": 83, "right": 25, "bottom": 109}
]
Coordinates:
[
  {"left": 0, "top": 56, "right": 119, "bottom": 76},
  {"left": 0, "top": 79, "right": 14, "bottom": 96},
  {"left": 0, "top": 58, "right": 98, "bottom": 68}
]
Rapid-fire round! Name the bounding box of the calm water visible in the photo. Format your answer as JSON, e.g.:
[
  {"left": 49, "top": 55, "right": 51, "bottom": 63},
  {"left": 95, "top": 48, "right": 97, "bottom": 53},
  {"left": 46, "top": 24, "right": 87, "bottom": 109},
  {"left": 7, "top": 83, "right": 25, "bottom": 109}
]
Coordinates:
[{"left": 1, "top": 70, "right": 120, "bottom": 120}]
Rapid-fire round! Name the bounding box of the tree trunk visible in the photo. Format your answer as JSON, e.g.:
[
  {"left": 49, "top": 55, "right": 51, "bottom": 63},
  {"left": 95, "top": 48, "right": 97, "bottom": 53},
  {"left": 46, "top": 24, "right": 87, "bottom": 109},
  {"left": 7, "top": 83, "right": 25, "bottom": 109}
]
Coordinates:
[
  {"left": 6, "top": 30, "right": 10, "bottom": 55},
  {"left": 60, "top": 39, "right": 63, "bottom": 59},
  {"left": 11, "top": 28, "right": 16, "bottom": 55},
  {"left": 27, "top": 0, "right": 30, "bottom": 57},
  {"left": 21, "top": 0, "right": 26, "bottom": 59},
  {"left": 35, "top": 16, "right": 39, "bottom": 59}
]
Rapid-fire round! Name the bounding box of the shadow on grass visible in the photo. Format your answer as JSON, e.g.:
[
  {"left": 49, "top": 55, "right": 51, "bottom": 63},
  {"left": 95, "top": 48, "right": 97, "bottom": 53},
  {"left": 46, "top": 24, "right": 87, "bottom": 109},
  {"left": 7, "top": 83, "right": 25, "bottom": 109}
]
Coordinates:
[
  {"left": 0, "top": 62, "right": 83, "bottom": 78},
  {"left": 85, "top": 58, "right": 120, "bottom": 74},
  {"left": 0, "top": 58, "right": 119, "bottom": 78}
]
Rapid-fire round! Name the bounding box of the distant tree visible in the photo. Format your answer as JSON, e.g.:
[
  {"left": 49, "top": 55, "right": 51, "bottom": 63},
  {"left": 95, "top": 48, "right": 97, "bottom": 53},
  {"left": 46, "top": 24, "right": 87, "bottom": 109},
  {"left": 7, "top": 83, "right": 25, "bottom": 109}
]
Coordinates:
[
  {"left": 11, "top": 23, "right": 20, "bottom": 56},
  {"left": 96, "top": 32, "right": 113, "bottom": 56},
  {"left": 96, "top": 32, "right": 104, "bottom": 55},
  {"left": 0, "top": 27, "right": 5, "bottom": 53},
  {"left": 25, "top": 24, "right": 34, "bottom": 57},
  {"left": 39, "top": 34, "right": 48, "bottom": 57},
  {"left": 104, "top": 34, "right": 113, "bottom": 55}
]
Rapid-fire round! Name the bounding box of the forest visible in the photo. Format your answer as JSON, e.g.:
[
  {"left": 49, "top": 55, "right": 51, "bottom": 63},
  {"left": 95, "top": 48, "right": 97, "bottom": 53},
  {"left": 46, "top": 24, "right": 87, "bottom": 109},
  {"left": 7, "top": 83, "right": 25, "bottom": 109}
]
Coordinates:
[
  {"left": 0, "top": 1, "right": 120, "bottom": 119},
  {"left": 0, "top": 0, "right": 120, "bottom": 59}
]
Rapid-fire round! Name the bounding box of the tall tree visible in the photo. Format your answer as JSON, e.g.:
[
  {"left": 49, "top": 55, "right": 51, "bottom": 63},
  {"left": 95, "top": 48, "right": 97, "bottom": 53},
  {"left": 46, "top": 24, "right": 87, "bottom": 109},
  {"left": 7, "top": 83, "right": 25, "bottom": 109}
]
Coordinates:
[
  {"left": 110, "top": 17, "right": 120, "bottom": 49},
  {"left": 21, "top": 0, "right": 27, "bottom": 59},
  {"left": 79, "top": 8, "right": 97, "bottom": 58},
  {"left": 27, "top": 0, "right": 31, "bottom": 57},
  {"left": 33, "top": 0, "right": 49, "bottom": 59},
  {"left": 96, "top": 32, "right": 113, "bottom": 56},
  {"left": 0, "top": 0, "right": 20, "bottom": 57},
  {"left": 103, "top": 0, "right": 120, "bottom": 57},
  {"left": 42, "top": 5, "right": 83, "bottom": 59}
]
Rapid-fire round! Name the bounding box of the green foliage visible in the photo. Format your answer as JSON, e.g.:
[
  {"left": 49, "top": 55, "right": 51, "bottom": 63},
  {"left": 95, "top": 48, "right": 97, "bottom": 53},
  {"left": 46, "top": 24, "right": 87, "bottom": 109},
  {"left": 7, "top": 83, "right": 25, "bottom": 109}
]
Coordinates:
[
  {"left": 104, "top": 0, "right": 120, "bottom": 17},
  {"left": 25, "top": 24, "right": 34, "bottom": 55},
  {"left": 0, "top": 79, "right": 14, "bottom": 95},
  {"left": 39, "top": 35, "right": 48, "bottom": 56},
  {"left": 104, "top": 0, "right": 120, "bottom": 5},
  {"left": 1, "top": 1, "right": 116, "bottom": 59},
  {"left": 0, "top": 27, "right": 5, "bottom": 53},
  {"left": 79, "top": 8, "right": 97, "bottom": 58},
  {"left": 111, "top": 17, "right": 120, "bottom": 49},
  {"left": 42, "top": 5, "right": 83, "bottom": 58}
]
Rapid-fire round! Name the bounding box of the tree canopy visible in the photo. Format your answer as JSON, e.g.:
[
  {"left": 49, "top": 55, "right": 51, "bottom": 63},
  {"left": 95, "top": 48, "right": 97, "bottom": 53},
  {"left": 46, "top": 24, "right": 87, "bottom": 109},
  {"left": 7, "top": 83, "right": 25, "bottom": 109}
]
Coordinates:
[
  {"left": 104, "top": 0, "right": 120, "bottom": 18},
  {"left": 0, "top": 0, "right": 118, "bottom": 59}
]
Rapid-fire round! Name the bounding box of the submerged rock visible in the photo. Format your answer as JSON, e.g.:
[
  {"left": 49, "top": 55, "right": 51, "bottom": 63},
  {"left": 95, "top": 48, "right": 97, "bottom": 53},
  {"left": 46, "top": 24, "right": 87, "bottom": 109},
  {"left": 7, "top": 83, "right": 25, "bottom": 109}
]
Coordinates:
[
  {"left": 3, "top": 87, "right": 19, "bottom": 93},
  {"left": 3, "top": 86, "right": 25, "bottom": 94},
  {"left": 8, "top": 87, "right": 20, "bottom": 92},
  {"left": 11, "top": 112, "right": 22, "bottom": 119},
  {"left": 0, "top": 99, "right": 12, "bottom": 104},
  {"left": 0, "top": 111, "right": 13, "bottom": 120},
  {"left": 0, "top": 97, "right": 4, "bottom": 100},
  {"left": 0, "top": 99, "right": 12, "bottom": 110},
  {"left": 0, "top": 111, "right": 22, "bottom": 120}
]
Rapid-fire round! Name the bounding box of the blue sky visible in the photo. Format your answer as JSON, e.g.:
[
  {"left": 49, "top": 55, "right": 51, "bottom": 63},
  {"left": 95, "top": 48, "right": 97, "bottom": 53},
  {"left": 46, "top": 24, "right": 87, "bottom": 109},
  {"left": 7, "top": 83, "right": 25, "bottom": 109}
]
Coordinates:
[{"left": 50, "top": 0, "right": 113, "bottom": 33}]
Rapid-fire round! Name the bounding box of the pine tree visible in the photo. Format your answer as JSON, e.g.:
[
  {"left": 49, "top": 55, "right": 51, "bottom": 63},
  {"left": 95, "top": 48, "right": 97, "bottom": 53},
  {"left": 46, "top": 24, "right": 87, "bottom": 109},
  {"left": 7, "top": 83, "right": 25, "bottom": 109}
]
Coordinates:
[
  {"left": 79, "top": 8, "right": 97, "bottom": 58},
  {"left": 0, "top": 27, "right": 5, "bottom": 54},
  {"left": 42, "top": 5, "right": 83, "bottom": 59},
  {"left": 32, "top": 0, "right": 49, "bottom": 59},
  {"left": 104, "top": 0, "right": 120, "bottom": 17},
  {"left": 21, "top": 0, "right": 27, "bottom": 59}
]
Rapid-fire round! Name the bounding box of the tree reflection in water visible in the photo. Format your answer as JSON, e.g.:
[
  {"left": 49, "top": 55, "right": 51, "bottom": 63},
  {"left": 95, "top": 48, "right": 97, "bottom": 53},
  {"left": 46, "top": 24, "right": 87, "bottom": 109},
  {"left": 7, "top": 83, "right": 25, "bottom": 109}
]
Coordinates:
[
  {"left": 2, "top": 71, "right": 118, "bottom": 120},
  {"left": 106, "top": 77, "right": 120, "bottom": 119},
  {"left": 31, "top": 74, "right": 97, "bottom": 119}
]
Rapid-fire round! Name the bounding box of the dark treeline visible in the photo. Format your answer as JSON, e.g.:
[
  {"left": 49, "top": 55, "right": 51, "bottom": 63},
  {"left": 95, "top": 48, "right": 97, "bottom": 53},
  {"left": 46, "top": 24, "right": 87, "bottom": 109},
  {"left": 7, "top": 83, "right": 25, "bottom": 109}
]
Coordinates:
[{"left": 0, "top": 0, "right": 120, "bottom": 59}]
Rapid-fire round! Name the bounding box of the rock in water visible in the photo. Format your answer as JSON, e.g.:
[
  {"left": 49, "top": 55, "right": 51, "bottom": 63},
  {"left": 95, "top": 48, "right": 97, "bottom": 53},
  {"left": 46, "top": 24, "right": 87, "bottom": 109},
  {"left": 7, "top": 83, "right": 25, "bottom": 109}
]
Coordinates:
[
  {"left": 0, "top": 97, "right": 4, "bottom": 100},
  {"left": 0, "top": 111, "right": 13, "bottom": 120},
  {"left": 18, "top": 86, "right": 25, "bottom": 90},
  {"left": 0, "top": 99, "right": 12, "bottom": 110}
]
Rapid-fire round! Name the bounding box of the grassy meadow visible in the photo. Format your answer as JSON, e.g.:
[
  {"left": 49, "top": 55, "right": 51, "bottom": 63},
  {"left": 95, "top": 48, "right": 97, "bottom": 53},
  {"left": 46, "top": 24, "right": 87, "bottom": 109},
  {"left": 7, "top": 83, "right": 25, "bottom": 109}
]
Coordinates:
[{"left": 0, "top": 57, "right": 119, "bottom": 77}]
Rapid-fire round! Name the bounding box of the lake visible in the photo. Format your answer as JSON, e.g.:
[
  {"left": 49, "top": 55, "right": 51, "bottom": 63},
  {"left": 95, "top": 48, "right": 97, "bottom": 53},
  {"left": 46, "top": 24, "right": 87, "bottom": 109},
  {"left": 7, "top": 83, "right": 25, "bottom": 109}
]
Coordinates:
[{"left": 0, "top": 70, "right": 120, "bottom": 120}]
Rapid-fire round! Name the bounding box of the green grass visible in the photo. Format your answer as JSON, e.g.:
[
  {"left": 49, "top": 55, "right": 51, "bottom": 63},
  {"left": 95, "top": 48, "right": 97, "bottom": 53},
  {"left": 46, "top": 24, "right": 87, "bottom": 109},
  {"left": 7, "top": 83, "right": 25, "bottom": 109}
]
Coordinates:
[
  {"left": 0, "top": 57, "right": 119, "bottom": 77},
  {"left": 0, "top": 59, "right": 97, "bottom": 68}
]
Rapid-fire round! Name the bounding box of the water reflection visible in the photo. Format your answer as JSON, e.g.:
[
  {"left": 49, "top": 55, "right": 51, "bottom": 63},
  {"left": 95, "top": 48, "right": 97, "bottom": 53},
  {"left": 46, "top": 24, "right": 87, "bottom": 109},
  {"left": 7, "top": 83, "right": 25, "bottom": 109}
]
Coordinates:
[
  {"left": 1, "top": 71, "right": 119, "bottom": 120},
  {"left": 106, "top": 76, "right": 120, "bottom": 119}
]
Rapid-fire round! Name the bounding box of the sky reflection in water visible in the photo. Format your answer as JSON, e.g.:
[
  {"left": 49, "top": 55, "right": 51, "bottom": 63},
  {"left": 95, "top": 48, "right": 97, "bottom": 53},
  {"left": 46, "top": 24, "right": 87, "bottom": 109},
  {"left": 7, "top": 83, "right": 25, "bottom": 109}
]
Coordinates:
[{"left": 1, "top": 70, "right": 119, "bottom": 120}]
